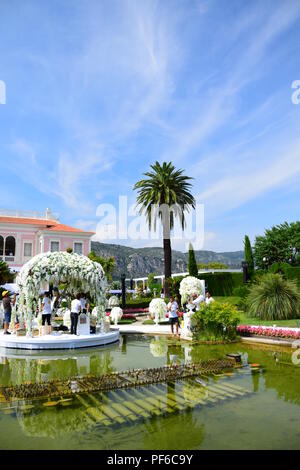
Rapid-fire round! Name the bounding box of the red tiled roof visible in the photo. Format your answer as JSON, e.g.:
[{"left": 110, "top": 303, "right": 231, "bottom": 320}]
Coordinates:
[
  {"left": 40, "top": 223, "right": 95, "bottom": 234},
  {"left": 0, "top": 216, "right": 58, "bottom": 226},
  {"left": 0, "top": 217, "right": 94, "bottom": 234}
]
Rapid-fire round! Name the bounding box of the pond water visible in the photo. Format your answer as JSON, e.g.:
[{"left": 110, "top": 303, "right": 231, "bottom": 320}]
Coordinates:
[{"left": 0, "top": 335, "right": 299, "bottom": 450}]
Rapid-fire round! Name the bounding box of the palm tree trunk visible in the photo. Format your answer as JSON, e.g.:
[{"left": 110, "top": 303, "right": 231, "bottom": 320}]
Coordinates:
[
  {"left": 163, "top": 237, "right": 172, "bottom": 280},
  {"left": 163, "top": 221, "right": 172, "bottom": 296}
]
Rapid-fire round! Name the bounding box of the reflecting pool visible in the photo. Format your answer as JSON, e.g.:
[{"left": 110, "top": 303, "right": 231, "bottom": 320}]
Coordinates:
[{"left": 0, "top": 335, "right": 299, "bottom": 449}]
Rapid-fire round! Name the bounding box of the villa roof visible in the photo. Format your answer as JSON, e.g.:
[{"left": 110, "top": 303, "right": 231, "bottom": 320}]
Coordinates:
[
  {"left": 0, "top": 216, "right": 58, "bottom": 226},
  {"left": 0, "top": 216, "right": 94, "bottom": 235},
  {"left": 40, "top": 223, "right": 95, "bottom": 235}
]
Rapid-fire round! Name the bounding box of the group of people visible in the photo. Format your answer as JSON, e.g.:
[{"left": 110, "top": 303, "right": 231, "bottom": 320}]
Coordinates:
[
  {"left": 41, "top": 291, "right": 90, "bottom": 335},
  {"left": 1, "top": 289, "right": 91, "bottom": 336},
  {"left": 166, "top": 291, "right": 215, "bottom": 339}
]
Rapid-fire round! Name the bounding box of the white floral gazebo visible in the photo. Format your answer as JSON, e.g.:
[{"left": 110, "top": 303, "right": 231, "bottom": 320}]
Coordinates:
[{"left": 16, "top": 251, "right": 107, "bottom": 336}]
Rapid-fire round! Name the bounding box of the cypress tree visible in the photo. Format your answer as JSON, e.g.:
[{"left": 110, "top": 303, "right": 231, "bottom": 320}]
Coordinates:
[
  {"left": 188, "top": 243, "right": 198, "bottom": 277},
  {"left": 244, "top": 235, "right": 254, "bottom": 278}
]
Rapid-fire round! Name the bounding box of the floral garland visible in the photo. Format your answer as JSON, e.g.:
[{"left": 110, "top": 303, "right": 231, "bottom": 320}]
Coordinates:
[
  {"left": 16, "top": 251, "right": 107, "bottom": 336},
  {"left": 179, "top": 276, "right": 203, "bottom": 304},
  {"left": 149, "top": 298, "right": 167, "bottom": 321}
]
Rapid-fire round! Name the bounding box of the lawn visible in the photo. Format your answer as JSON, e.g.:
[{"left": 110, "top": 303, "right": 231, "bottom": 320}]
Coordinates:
[{"left": 214, "top": 296, "right": 300, "bottom": 328}]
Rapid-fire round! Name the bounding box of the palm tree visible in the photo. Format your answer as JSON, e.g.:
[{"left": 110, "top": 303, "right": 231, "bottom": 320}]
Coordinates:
[{"left": 134, "top": 161, "right": 195, "bottom": 292}]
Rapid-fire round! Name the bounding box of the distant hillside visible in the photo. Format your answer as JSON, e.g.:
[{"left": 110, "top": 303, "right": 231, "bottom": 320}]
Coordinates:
[{"left": 91, "top": 241, "right": 244, "bottom": 279}]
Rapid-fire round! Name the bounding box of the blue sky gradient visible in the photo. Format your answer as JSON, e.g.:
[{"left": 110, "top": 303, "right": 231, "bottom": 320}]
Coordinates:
[{"left": 0, "top": 0, "right": 300, "bottom": 251}]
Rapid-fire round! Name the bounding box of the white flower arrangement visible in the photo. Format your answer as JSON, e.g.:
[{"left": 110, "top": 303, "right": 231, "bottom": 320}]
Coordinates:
[
  {"left": 149, "top": 298, "right": 167, "bottom": 324},
  {"left": 108, "top": 295, "right": 120, "bottom": 308},
  {"left": 110, "top": 307, "right": 123, "bottom": 325},
  {"left": 16, "top": 251, "right": 107, "bottom": 336},
  {"left": 179, "top": 276, "right": 204, "bottom": 304}
]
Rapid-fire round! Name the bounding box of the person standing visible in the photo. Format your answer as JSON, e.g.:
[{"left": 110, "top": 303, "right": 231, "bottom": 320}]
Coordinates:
[
  {"left": 80, "top": 293, "right": 87, "bottom": 314},
  {"left": 41, "top": 291, "right": 52, "bottom": 326},
  {"left": 51, "top": 291, "right": 60, "bottom": 316},
  {"left": 167, "top": 296, "right": 180, "bottom": 339},
  {"left": 2, "top": 291, "right": 11, "bottom": 335},
  {"left": 192, "top": 292, "right": 205, "bottom": 311},
  {"left": 205, "top": 291, "right": 215, "bottom": 305},
  {"left": 71, "top": 293, "right": 82, "bottom": 335}
]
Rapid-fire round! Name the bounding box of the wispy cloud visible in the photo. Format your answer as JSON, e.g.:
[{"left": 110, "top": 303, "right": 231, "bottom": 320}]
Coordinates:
[{"left": 1, "top": 0, "right": 300, "bottom": 251}]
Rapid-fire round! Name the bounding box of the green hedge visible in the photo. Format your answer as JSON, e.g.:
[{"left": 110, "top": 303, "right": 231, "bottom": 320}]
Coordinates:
[
  {"left": 285, "top": 267, "right": 300, "bottom": 285},
  {"left": 199, "top": 272, "right": 243, "bottom": 296},
  {"left": 125, "top": 299, "right": 151, "bottom": 309}
]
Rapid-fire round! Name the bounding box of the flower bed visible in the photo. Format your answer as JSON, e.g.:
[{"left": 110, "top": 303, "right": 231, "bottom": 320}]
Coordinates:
[
  {"left": 237, "top": 325, "right": 300, "bottom": 340},
  {"left": 123, "top": 308, "right": 149, "bottom": 314}
]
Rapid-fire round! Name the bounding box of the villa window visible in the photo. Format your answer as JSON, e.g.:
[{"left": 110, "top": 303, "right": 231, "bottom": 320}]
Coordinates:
[
  {"left": 50, "top": 241, "right": 60, "bottom": 252},
  {"left": 74, "top": 242, "right": 83, "bottom": 255},
  {"left": 5, "top": 236, "right": 16, "bottom": 257},
  {"left": 24, "top": 242, "right": 33, "bottom": 257},
  {"left": 0, "top": 236, "right": 3, "bottom": 256}
]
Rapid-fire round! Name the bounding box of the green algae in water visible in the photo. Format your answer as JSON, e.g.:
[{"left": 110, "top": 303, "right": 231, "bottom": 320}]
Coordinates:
[{"left": 0, "top": 335, "right": 299, "bottom": 449}]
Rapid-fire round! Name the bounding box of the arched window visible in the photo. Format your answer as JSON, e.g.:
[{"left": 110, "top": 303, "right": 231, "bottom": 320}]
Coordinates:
[
  {"left": 0, "top": 236, "right": 3, "bottom": 256},
  {"left": 5, "top": 236, "right": 16, "bottom": 256}
]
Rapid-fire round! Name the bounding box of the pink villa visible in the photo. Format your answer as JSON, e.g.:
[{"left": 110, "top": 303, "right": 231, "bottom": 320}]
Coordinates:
[{"left": 0, "top": 208, "right": 94, "bottom": 272}]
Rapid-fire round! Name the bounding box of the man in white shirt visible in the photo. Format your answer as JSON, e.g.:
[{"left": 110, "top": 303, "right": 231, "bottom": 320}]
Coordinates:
[
  {"left": 192, "top": 292, "right": 205, "bottom": 311},
  {"left": 206, "top": 291, "right": 215, "bottom": 305},
  {"left": 167, "top": 297, "right": 180, "bottom": 338},
  {"left": 71, "top": 293, "right": 82, "bottom": 335},
  {"left": 42, "top": 292, "right": 52, "bottom": 326}
]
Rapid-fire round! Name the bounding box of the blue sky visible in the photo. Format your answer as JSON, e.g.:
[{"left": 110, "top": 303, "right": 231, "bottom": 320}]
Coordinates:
[{"left": 0, "top": 0, "right": 300, "bottom": 252}]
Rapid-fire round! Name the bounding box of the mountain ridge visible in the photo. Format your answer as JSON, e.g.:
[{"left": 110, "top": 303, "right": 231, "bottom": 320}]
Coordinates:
[{"left": 91, "top": 241, "right": 244, "bottom": 279}]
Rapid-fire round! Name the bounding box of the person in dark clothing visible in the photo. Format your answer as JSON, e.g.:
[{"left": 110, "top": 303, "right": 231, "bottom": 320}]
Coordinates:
[
  {"left": 2, "top": 291, "right": 11, "bottom": 335},
  {"left": 70, "top": 293, "right": 82, "bottom": 335}
]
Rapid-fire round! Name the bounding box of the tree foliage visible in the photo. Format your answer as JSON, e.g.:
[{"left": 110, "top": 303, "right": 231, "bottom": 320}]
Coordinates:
[
  {"left": 133, "top": 161, "right": 195, "bottom": 289},
  {"left": 88, "top": 251, "right": 116, "bottom": 281},
  {"left": 254, "top": 221, "right": 300, "bottom": 269},
  {"left": 244, "top": 235, "right": 254, "bottom": 277},
  {"left": 188, "top": 243, "right": 198, "bottom": 277},
  {"left": 0, "top": 260, "right": 13, "bottom": 285}
]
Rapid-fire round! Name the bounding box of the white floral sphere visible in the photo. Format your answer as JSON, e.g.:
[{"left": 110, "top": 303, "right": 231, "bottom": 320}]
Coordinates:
[
  {"left": 108, "top": 295, "right": 120, "bottom": 308},
  {"left": 149, "top": 298, "right": 167, "bottom": 321},
  {"left": 110, "top": 307, "right": 123, "bottom": 324},
  {"left": 179, "top": 276, "right": 203, "bottom": 304}
]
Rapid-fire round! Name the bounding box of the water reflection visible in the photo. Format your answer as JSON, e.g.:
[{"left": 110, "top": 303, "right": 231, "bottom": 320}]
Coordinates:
[
  {"left": 0, "top": 346, "right": 117, "bottom": 387},
  {"left": 150, "top": 336, "right": 168, "bottom": 358},
  {"left": 0, "top": 337, "right": 299, "bottom": 447}
]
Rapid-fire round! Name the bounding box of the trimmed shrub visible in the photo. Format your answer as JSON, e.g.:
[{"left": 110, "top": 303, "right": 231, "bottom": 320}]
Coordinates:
[
  {"left": 285, "top": 266, "right": 300, "bottom": 286},
  {"left": 199, "top": 272, "right": 243, "bottom": 296},
  {"left": 125, "top": 299, "right": 152, "bottom": 309},
  {"left": 269, "top": 262, "right": 291, "bottom": 277},
  {"left": 232, "top": 285, "right": 250, "bottom": 298},
  {"left": 247, "top": 273, "right": 300, "bottom": 320},
  {"left": 188, "top": 243, "right": 198, "bottom": 277},
  {"left": 191, "top": 302, "right": 240, "bottom": 341}
]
